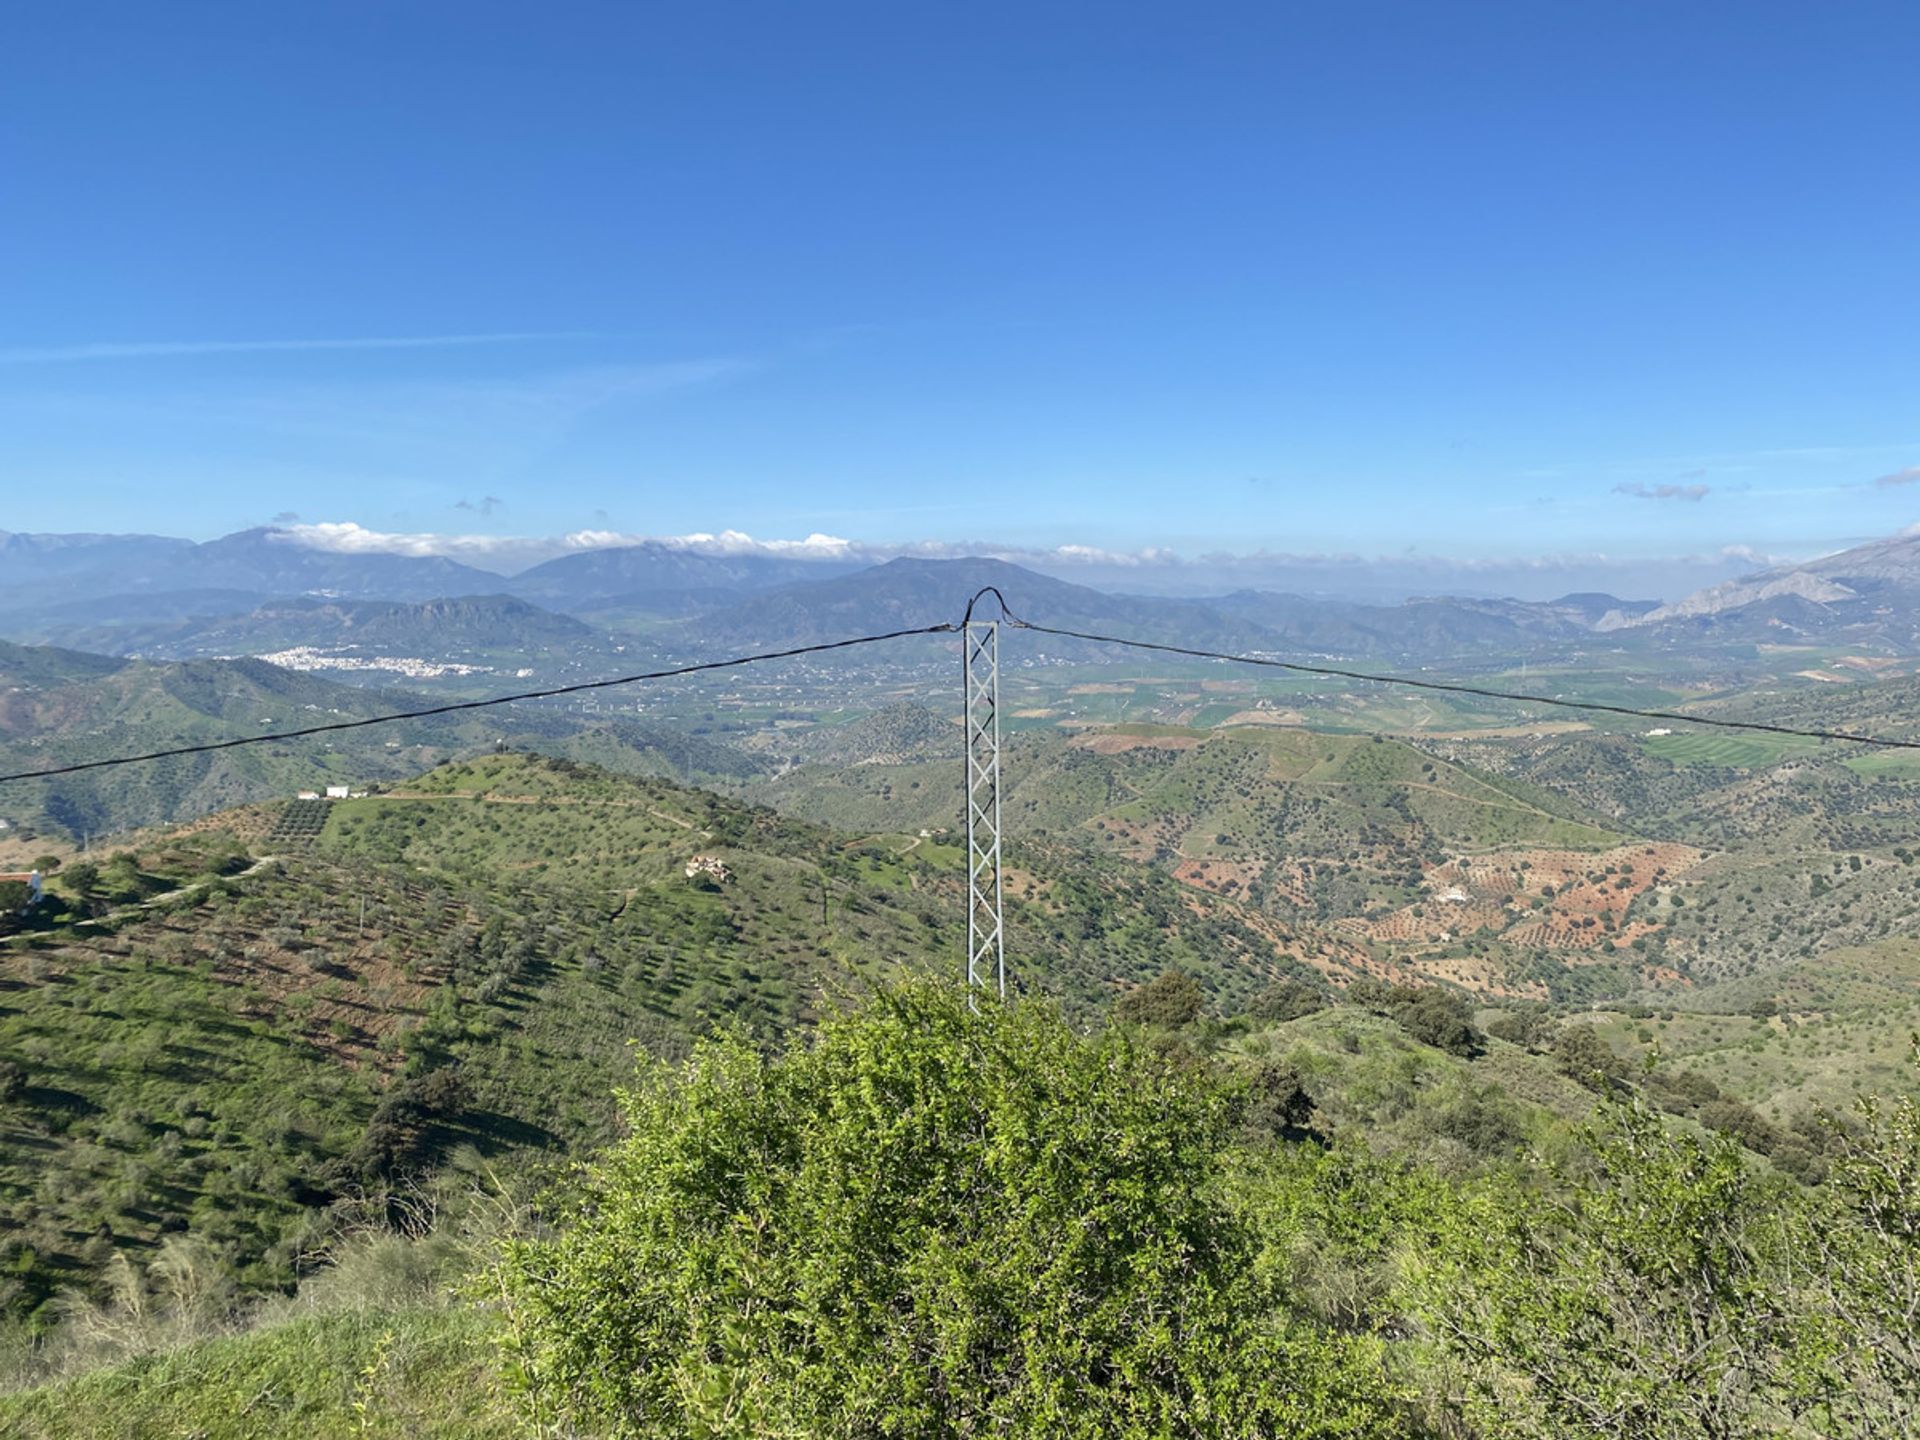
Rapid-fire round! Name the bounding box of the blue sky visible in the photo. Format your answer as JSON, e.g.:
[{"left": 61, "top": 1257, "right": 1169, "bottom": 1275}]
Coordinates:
[{"left": 1, "top": 1, "right": 1916, "bottom": 590}]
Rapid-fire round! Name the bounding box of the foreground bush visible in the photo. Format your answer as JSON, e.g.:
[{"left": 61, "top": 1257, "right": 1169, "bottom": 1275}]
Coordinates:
[
  {"left": 493, "top": 981, "right": 1399, "bottom": 1438},
  {"left": 1413, "top": 1085, "right": 1920, "bottom": 1439}
]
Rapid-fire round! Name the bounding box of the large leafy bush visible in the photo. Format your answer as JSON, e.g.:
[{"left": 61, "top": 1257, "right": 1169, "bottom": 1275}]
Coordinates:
[{"left": 492, "top": 981, "right": 1395, "bottom": 1438}]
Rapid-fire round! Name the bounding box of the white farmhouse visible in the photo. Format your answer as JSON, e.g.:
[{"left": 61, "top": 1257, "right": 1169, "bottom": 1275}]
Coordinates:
[{"left": 685, "top": 855, "right": 732, "bottom": 883}]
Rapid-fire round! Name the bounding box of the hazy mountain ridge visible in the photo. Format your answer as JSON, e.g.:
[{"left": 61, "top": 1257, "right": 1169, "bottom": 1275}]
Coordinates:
[
  {"left": 1611, "top": 532, "right": 1920, "bottom": 645},
  {"left": 0, "top": 529, "right": 1721, "bottom": 670},
  {"left": 0, "top": 530, "right": 197, "bottom": 580},
  {"left": 678, "top": 556, "right": 1283, "bottom": 653},
  {"left": 1206, "top": 589, "right": 1663, "bottom": 657},
  {"left": 1634, "top": 570, "right": 1859, "bottom": 625},
  {"left": 506, "top": 542, "right": 861, "bottom": 613},
  {"left": 0, "top": 528, "right": 504, "bottom": 613},
  {"left": 44, "top": 593, "right": 605, "bottom": 663},
  {"left": 12, "top": 523, "right": 1920, "bottom": 664}
]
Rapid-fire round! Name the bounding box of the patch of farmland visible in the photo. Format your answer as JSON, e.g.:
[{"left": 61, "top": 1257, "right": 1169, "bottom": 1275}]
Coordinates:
[{"left": 1640, "top": 731, "right": 1823, "bottom": 769}]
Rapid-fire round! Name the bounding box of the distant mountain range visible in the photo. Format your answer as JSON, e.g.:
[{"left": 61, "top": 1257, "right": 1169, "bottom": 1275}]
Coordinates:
[
  {"left": 35, "top": 594, "right": 608, "bottom": 665},
  {"left": 4, "top": 524, "right": 1920, "bottom": 665},
  {"left": 0, "top": 527, "right": 497, "bottom": 610},
  {"left": 679, "top": 557, "right": 1283, "bottom": 654},
  {"left": 0, "top": 528, "right": 847, "bottom": 624},
  {"left": 1599, "top": 532, "right": 1920, "bottom": 647},
  {"left": 505, "top": 542, "right": 862, "bottom": 615}
]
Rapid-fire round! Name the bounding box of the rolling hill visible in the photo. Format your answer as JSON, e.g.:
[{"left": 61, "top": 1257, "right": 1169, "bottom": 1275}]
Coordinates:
[
  {"left": 676, "top": 556, "right": 1281, "bottom": 653},
  {"left": 35, "top": 594, "right": 613, "bottom": 669},
  {"left": 0, "top": 751, "right": 1335, "bottom": 1325},
  {"left": 4, "top": 746, "right": 1915, "bottom": 1435},
  {"left": 0, "top": 640, "right": 765, "bottom": 844}
]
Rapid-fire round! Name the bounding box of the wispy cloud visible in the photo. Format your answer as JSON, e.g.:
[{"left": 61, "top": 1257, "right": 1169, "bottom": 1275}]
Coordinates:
[
  {"left": 1875, "top": 466, "right": 1920, "bottom": 488},
  {"left": 2, "top": 359, "right": 749, "bottom": 467},
  {"left": 1719, "top": 543, "right": 1795, "bottom": 568},
  {"left": 1614, "top": 482, "right": 1710, "bottom": 502},
  {"left": 560, "top": 528, "right": 863, "bottom": 560},
  {"left": 0, "top": 332, "right": 597, "bottom": 364},
  {"left": 455, "top": 495, "right": 505, "bottom": 516}
]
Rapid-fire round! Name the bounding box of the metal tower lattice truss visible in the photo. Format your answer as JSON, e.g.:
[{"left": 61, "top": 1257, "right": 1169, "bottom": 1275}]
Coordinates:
[{"left": 964, "top": 617, "right": 1005, "bottom": 1001}]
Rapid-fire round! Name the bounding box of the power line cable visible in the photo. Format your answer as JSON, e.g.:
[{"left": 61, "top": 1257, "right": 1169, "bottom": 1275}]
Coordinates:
[
  {"left": 5, "top": 591, "right": 1920, "bottom": 787},
  {"left": 1001, "top": 612, "right": 1920, "bottom": 752},
  {"left": 0, "top": 624, "right": 957, "bottom": 785}
]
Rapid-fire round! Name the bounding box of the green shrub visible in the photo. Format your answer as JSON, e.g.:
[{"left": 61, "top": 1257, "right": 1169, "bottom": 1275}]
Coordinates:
[
  {"left": 1394, "top": 992, "right": 1480, "bottom": 1058},
  {"left": 1237, "top": 1056, "right": 1317, "bottom": 1142},
  {"left": 1484, "top": 1006, "right": 1553, "bottom": 1049},
  {"left": 1552, "top": 1024, "right": 1630, "bottom": 1091},
  {"left": 1112, "top": 968, "right": 1205, "bottom": 1028},
  {"left": 1247, "top": 979, "right": 1328, "bottom": 1025},
  {"left": 1350, "top": 982, "right": 1481, "bottom": 1057},
  {"left": 492, "top": 982, "right": 1396, "bottom": 1438},
  {"left": 1416, "top": 1099, "right": 1805, "bottom": 1438}
]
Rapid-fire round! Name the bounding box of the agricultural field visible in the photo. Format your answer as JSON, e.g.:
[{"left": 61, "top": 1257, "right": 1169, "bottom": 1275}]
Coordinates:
[
  {"left": 1639, "top": 730, "right": 1825, "bottom": 769},
  {"left": 740, "top": 713, "right": 1920, "bottom": 1006}
]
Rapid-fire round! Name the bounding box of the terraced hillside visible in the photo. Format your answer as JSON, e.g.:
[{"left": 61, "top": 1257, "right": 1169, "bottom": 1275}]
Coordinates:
[
  {"left": 0, "top": 753, "right": 1334, "bottom": 1328},
  {"left": 746, "top": 723, "right": 1619, "bottom": 852},
  {"left": 1062, "top": 724, "right": 1620, "bottom": 860},
  {"left": 748, "top": 709, "right": 1920, "bottom": 1012},
  {"left": 6, "top": 754, "right": 1918, "bottom": 1434},
  {"left": 746, "top": 724, "right": 1683, "bottom": 994},
  {"left": 13, "top": 716, "right": 1920, "bottom": 1350}
]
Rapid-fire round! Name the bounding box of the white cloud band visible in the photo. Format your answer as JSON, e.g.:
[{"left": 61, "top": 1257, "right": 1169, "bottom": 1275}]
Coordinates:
[{"left": 263, "top": 520, "right": 1793, "bottom": 602}]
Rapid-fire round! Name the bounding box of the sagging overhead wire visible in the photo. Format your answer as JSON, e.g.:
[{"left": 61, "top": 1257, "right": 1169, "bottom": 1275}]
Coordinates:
[
  {"left": 3, "top": 588, "right": 1919, "bottom": 788},
  {"left": 992, "top": 606, "right": 1920, "bottom": 752},
  {"left": 0, "top": 623, "right": 958, "bottom": 785}
]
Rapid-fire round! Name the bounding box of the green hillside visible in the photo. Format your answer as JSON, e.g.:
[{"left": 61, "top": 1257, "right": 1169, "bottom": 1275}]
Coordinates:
[
  {"left": 7, "top": 978, "right": 1914, "bottom": 1438},
  {"left": 0, "top": 753, "right": 1335, "bottom": 1334},
  {"left": 747, "top": 724, "right": 1620, "bottom": 856},
  {"left": 740, "top": 709, "right": 1920, "bottom": 1019},
  {"left": 1082, "top": 726, "right": 1620, "bottom": 855},
  {"left": 6, "top": 751, "right": 1919, "bottom": 1435},
  {"left": 744, "top": 725, "right": 1650, "bottom": 998},
  {"left": 0, "top": 641, "right": 769, "bottom": 845}
]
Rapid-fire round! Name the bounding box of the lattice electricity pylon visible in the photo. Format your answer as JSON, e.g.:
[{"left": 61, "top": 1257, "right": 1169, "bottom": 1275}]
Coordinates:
[{"left": 964, "top": 617, "right": 1005, "bottom": 1002}]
